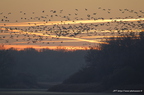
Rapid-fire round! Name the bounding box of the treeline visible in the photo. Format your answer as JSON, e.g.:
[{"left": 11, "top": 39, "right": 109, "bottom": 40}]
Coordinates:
[
  {"left": 0, "top": 48, "right": 86, "bottom": 88},
  {"left": 49, "top": 32, "right": 144, "bottom": 92}
]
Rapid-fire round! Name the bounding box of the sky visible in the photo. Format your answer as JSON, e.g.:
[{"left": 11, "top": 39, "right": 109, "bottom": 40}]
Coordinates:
[{"left": 0, "top": 0, "right": 144, "bottom": 51}]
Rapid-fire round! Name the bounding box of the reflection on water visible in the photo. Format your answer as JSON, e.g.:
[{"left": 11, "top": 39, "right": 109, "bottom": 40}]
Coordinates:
[{"left": 0, "top": 89, "right": 142, "bottom": 95}]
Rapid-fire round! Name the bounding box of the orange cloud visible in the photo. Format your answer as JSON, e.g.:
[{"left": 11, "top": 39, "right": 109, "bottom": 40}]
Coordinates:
[{"left": 2, "top": 44, "right": 99, "bottom": 51}]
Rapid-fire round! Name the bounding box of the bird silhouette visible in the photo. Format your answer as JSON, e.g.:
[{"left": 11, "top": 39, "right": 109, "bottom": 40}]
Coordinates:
[{"left": 0, "top": 7, "right": 144, "bottom": 49}]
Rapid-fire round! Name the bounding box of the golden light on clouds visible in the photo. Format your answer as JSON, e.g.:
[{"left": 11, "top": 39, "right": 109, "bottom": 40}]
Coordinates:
[
  {"left": 0, "top": 17, "right": 144, "bottom": 51},
  {"left": 0, "top": 18, "right": 144, "bottom": 27},
  {"left": 0, "top": 27, "right": 108, "bottom": 44},
  {"left": 0, "top": 0, "right": 144, "bottom": 52}
]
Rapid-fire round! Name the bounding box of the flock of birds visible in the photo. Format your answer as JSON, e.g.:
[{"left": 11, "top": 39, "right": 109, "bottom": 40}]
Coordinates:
[{"left": 0, "top": 7, "right": 144, "bottom": 48}]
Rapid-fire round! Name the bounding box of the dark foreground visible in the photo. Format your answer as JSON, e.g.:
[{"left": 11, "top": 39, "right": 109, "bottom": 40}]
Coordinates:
[{"left": 0, "top": 89, "right": 143, "bottom": 95}]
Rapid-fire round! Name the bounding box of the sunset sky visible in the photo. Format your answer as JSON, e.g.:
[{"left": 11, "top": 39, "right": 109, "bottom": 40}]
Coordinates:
[{"left": 0, "top": 0, "right": 144, "bottom": 51}]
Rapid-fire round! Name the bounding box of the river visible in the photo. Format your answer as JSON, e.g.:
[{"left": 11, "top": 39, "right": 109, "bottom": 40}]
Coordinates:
[{"left": 0, "top": 89, "right": 142, "bottom": 95}]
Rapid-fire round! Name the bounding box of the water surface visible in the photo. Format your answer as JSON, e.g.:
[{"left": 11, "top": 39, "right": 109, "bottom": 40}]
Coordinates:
[{"left": 0, "top": 89, "right": 142, "bottom": 95}]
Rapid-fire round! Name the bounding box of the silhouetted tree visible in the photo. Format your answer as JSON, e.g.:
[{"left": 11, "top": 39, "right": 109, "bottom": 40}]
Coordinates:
[
  {"left": 0, "top": 49, "right": 14, "bottom": 87},
  {"left": 61, "top": 31, "right": 144, "bottom": 91}
]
